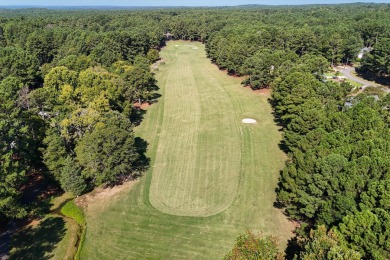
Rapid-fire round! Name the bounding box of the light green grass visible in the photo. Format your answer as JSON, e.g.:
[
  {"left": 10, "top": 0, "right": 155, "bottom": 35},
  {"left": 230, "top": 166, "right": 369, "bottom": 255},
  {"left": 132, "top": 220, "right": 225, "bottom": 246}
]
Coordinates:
[
  {"left": 10, "top": 193, "right": 76, "bottom": 260},
  {"left": 51, "top": 218, "right": 80, "bottom": 260},
  {"left": 149, "top": 43, "right": 241, "bottom": 216},
  {"left": 61, "top": 201, "right": 85, "bottom": 226},
  {"left": 80, "top": 41, "right": 294, "bottom": 259}
]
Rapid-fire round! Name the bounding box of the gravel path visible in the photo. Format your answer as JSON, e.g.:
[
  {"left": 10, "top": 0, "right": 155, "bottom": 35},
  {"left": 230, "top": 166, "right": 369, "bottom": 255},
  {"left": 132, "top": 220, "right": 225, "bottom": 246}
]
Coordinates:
[{"left": 341, "top": 66, "right": 379, "bottom": 88}]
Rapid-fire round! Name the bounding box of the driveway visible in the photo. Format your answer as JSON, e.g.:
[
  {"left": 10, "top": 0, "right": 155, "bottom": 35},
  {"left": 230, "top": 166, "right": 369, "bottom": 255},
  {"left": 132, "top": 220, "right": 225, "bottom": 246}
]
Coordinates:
[{"left": 341, "top": 66, "right": 379, "bottom": 87}]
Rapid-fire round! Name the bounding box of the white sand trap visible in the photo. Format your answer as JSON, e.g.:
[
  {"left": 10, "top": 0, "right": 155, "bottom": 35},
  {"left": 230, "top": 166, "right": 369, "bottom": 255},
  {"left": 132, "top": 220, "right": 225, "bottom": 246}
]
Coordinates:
[
  {"left": 242, "top": 118, "right": 257, "bottom": 124},
  {"left": 175, "top": 45, "right": 179, "bottom": 47},
  {"left": 192, "top": 47, "right": 199, "bottom": 50}
]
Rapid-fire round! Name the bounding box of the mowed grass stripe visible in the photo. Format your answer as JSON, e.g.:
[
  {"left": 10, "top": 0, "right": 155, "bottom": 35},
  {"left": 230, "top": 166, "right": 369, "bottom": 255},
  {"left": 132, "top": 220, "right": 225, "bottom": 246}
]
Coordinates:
[
  {"left": 80, "top": 41, "right": 294, "bottom": 259},
  {"left": 149, "top": 53, "right": 202, "bottom": 214},
  {"left": 192, "top": 56, "right": 241, "bottom": 215},
  {"left": 149, "top": 44, "right": 241, "bottom": 216}
]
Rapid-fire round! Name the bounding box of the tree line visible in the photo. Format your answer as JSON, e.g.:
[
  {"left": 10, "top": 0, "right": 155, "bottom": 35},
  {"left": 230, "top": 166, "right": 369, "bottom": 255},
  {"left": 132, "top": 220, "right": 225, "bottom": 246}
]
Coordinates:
[{"left": 0, "top": 9, "right": 162, "bottom": 220}]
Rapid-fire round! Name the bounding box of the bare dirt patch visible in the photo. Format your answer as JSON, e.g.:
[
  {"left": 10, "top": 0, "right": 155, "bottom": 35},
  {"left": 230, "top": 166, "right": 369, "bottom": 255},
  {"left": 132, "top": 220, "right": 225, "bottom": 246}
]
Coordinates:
[
  {"left": 253, "top": 88, "right": 271, "bottom": 96},
  {"left": 25, "top": 219, "right": 40, "bottom": 228},
  {"left": 133, "top": 102, "right": 151, "bottom": 110},
  {"left": 242, "top": 86, "right": 271, "bottom": 96},
  {"left": 75, "top": 180, "right": 138, "bottom": 214}
]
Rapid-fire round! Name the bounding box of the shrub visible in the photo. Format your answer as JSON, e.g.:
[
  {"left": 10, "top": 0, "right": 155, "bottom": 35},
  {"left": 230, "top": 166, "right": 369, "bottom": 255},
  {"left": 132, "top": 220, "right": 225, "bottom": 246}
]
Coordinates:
[{"left": 61, "top": 201, "right": 85, "bottom": 225}]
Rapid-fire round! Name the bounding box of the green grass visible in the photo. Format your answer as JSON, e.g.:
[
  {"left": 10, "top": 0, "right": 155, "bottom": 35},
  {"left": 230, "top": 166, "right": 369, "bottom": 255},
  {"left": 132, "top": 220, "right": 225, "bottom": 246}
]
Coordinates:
[
  {"left": 50, "top": 193, "right": 81, "bottom": 260},
  {"left": 9, "top": 193, "right": 79, "bottom": 260},
  {"left": 345, "top": 78, "right": 364, "bottom": 87},
  {"left": 325, "top": 71, "right": 363, "bottom": 87},
  {"left": 51, "top": 218, "right": 80, "bottom": 260},
  {"left": 80, "top": 41, "right": 294, "bottom": 259}
]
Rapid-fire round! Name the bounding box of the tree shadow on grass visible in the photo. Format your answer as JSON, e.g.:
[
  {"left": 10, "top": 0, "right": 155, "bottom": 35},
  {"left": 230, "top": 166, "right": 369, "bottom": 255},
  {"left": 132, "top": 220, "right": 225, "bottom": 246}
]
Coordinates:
[
  {"left": 130, "top": 137, "right": 150, "bottom": 180},
  {"left": 148, "top": 93, "right": 162, "bottom": 104},
  {"left": 278, "top": 140, "right": 291, "bottom": 154},
  {"left": 355, "top": 68, "right": 390, "bottom": 86},
  {"left": 130, "top": 108, "right": 147, "bottom": 126},
  {"left": 134, "top": 137, "right": 150, "bottom": 173},
  {"left": 10, "top": 217, "right": 66, "bottom": 260}
]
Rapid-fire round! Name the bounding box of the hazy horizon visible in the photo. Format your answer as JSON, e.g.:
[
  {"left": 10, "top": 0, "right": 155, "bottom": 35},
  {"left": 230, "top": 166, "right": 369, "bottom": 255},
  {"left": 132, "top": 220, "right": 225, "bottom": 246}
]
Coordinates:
[{"left": 0, "top": 0, "right": 389, "bottom": 7}]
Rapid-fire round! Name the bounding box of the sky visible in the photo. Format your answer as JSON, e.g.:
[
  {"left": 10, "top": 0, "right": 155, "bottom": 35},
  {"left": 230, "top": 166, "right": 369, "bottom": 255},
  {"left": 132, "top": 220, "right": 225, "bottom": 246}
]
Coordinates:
[{"left": 0, "top": 0, "right": 389, "bottom": 6}]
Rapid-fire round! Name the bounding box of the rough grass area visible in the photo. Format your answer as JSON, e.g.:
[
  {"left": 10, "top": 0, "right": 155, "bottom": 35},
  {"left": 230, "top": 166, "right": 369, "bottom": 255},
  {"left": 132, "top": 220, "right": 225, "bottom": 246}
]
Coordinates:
[
  {"left": 61, "top": 201, "right": 85, "bottom": 226},
  {"left": 345, "top": 78, "right": 364, "bottom": 87},
  {"left": 80, "top": 41, "right": 294, "bottom": 259}
]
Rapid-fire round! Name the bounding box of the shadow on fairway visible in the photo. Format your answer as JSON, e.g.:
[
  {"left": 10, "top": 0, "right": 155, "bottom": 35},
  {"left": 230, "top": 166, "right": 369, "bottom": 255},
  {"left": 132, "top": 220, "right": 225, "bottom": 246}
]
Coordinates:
[
  {"left": 133, "top": 137, "right": 150, "bottom": 177},
  {"left": 10, "top": 217, "right": 66, "bottom": 260},
  {"left": 130, "top": 108, "right": 147, "bottom": 126}
]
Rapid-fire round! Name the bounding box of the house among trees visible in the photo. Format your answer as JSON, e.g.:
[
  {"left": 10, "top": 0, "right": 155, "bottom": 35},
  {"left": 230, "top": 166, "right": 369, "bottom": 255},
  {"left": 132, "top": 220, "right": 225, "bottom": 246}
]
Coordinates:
[
  {"left": 357, "top": 47, "right": 373, "bottom": 59},
  {"left": 165, "top": 32, "right": 174, "bottom": 40},
  {"left": 344, "top": 97, "right": 355, "bottom": 109}
]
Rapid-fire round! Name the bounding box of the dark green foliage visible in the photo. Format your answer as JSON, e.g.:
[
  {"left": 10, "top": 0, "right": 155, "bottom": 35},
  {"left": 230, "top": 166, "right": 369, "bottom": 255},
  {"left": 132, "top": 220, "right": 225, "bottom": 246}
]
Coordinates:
[
  {"left": 56, "top": 55, "right": 96, "bottom": 72},
  {"left": 360, "top": 180, "right": 390, "bottom": 211},
  {"left": 0, "top": 9, "right": 164, "bottom": 219},
  {"left": 0, "top": 76, "right": 41, "bottom": 219},
  {"left": 42, "top": 128, "right": 68, "bottom": 180},
  {"left": 120, "top": 65, "right": 159, "bottom": 104},
  {"left": 75, "top": 112, "right": 139, "bottom": 185},
  {"left": 0, "top": 47, "right": 40, "bottom": 85},
  {"left": 59, "top": 157, "right": 87, "bottom": 196},
  {"left": 361, "top": 37, "right": 390, "bottom": 76},
  {"left": 90, "top": 38, "right": 123, "bottom": 67},
  {"left": 241, "top": 49, "right": 298, "bottom": 89},
  {"left": 147, "top": 49, "right": 160, "bottom": 63},
  {"left": 271, "top": 54, "right": 389, "bottom": 260}
]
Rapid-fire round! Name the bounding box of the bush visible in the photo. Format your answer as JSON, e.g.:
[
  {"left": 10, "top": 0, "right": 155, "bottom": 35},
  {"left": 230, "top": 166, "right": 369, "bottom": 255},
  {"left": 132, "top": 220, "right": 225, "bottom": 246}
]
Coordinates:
[{"left": 61, "top": 201, "right": 85, "bottom": 225}]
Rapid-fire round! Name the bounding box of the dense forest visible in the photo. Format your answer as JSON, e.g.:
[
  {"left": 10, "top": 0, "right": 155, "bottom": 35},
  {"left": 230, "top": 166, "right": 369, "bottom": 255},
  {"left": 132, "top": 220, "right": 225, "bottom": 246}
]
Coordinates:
[{"left": 0, "top": 4, "right": 389, "bottom": 259}]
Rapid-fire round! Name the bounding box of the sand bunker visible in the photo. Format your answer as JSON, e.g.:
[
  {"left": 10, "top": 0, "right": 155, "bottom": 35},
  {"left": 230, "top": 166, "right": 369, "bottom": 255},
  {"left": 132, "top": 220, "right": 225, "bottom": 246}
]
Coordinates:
[
  {"left": 192, "top": 47, "right": 199, "bottom": 50},
  {"left": 242, "top": 118, "right": 257, "bottom": 124},
  {"left": 175, "top": 45, "right": 179, "bottom": 47}
]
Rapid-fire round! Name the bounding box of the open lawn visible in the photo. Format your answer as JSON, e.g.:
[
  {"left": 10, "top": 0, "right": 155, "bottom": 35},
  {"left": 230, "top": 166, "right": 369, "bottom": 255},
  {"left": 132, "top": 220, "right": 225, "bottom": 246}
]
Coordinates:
[{"left": 80, "top": 41, "right": 294, "bottom": 259}]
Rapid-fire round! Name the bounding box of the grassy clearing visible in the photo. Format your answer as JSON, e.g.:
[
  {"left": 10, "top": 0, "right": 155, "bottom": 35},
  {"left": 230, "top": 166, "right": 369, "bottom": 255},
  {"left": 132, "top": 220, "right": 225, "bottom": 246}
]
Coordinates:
[
  {"left": 149, "top": 44, "right": 241, "bottom": 216},
  {"left": 80, "top": 41, "right": 294, "bottom": 259}
]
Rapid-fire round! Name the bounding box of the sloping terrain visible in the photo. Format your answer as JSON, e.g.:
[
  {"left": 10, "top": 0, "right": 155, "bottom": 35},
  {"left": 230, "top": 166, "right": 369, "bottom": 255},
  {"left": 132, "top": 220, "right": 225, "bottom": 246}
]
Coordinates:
[{"left": 80, "top": 41, "right": 294, "bottom": 259}]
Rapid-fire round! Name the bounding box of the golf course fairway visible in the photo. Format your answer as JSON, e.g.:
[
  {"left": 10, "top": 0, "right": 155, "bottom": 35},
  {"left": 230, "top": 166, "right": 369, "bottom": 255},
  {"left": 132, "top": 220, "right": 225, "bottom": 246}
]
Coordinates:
[{"left": 80, "top": 41, "right": 294, "bottom": 259}]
